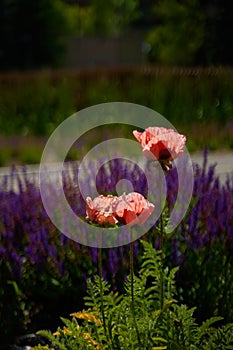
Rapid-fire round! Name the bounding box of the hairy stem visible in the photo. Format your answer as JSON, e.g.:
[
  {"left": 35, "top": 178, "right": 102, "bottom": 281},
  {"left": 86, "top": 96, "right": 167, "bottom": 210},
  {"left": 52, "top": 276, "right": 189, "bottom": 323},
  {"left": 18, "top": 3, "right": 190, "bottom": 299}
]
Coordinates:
[
  {"left": 158, "top": 165, "right": 165, "bottom": 311},
  {"left": 98, "top": 248, "right": 108, "bottom": 340},
  {"left": 160, "top": 214, "right": 164, "bottom": 310},
  {"left": 130, "top": 241, "right": 141, "bottom": 346}
]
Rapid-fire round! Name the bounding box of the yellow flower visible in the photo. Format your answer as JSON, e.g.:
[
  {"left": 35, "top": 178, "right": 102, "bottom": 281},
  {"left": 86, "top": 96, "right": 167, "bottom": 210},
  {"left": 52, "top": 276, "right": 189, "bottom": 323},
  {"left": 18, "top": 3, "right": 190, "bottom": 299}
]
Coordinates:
[
  {"left": 83, "top": 332, "right": 102, "bottom": 349},
  {"left": 53, "top": 331, "right": 60, "bottom": 336},
  {"left": 62, "top": 326, "right": 72, "bottom": 335},
  {"left": 70, "top": 311, "right": 102, "bottom": 326}
]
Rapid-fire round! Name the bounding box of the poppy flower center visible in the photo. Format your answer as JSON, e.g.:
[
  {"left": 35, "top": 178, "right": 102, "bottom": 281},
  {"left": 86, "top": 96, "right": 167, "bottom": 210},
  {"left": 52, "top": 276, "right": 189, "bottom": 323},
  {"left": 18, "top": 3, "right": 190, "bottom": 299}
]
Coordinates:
[{"left": 159, "top": 148, "right": 171, "bottom": 160}]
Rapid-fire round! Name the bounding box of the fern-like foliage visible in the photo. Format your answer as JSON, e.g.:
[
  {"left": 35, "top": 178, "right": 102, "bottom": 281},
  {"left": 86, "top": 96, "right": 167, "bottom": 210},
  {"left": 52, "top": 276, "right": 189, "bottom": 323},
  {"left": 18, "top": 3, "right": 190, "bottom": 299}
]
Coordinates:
[
  {"left": 34, "top": 242, "right": 233, "bottom": 350},
  {"left": 84, "top": 275, "right": 112, "bottom": 313},
  {"left": 140, "top": 240, "right": 178, "bottom": 307},
  {"left": 202, "top": 323, "right": 233, "bottom": 349}
]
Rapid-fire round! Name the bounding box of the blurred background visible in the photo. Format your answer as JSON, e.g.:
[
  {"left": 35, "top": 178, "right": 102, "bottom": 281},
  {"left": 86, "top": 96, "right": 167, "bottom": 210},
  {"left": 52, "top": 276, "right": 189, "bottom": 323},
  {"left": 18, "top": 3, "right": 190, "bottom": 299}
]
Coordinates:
[
  {"left": 0, "top": 0, "right": 233, "bottom": 165},
  {"left": 1, "top": 1, "right": 233, "bottom": 345}
]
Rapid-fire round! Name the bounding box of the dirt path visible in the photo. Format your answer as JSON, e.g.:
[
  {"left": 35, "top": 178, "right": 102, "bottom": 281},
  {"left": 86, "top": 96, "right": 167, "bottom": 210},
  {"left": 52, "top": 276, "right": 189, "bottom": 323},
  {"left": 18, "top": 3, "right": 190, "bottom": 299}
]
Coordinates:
[
  {"left": 191, "top": 150, "right": 233, "bottom": 183},
  {"left": 0, "top": 151, "right": 232, "bottom": 191}
]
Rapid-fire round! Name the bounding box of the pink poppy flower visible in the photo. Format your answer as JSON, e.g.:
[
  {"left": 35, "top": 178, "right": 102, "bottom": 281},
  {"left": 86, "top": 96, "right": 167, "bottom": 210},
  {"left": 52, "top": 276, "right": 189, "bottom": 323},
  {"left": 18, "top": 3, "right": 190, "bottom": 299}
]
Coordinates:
[
  {"left": 133, "top": 127, "right": 186, "bottom": 170},
  {"left": 86, "top": 194, "right": 118, "bottom": 226},
  {"left": 113, "top": 192, "right": 155, "bottom": 226}
]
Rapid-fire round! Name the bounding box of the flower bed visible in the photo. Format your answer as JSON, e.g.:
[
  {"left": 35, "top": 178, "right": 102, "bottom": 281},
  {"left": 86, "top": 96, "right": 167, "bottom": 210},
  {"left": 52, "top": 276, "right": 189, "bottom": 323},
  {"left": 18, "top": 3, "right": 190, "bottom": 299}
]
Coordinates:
[{"left": 0, "top": 151, "right": 233, "bottom": 343}]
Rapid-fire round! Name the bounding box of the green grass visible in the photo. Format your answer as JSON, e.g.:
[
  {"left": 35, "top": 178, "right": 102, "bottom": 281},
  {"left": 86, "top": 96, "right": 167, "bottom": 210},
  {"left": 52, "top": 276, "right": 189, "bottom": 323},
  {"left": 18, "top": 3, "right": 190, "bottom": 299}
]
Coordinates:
[{"left": 0, "top": 67, "right": 233, "bottom": 165}]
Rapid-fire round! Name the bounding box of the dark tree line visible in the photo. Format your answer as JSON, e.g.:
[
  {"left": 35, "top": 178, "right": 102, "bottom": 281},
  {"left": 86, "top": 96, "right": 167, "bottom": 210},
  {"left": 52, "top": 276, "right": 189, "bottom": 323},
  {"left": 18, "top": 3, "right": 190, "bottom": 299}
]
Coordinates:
[
  {"left": 144, "top": 0, "right": 233, "bottom": 66},
  {"left": 202, "top": 0, "right": 233, "bottom": 65},
  {"left": 0, "top": 0, "right": 233, "bottom": 70},
  {"left": 0, "top": 0, "right": 68, "bottom": 70}
]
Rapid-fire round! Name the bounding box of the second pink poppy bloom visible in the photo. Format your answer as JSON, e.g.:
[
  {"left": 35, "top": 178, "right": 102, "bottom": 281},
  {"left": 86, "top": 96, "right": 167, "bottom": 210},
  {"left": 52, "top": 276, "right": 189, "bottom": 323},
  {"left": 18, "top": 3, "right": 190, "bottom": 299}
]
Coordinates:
[
  {"left": 86, "top": 194, "right": 118, "bottom": 226},
  {"left": 113, "top": 192, "right": 155, "bottom": 226},
  {"left": 86, "top": 192, "right": 154, "bottom": 227}
]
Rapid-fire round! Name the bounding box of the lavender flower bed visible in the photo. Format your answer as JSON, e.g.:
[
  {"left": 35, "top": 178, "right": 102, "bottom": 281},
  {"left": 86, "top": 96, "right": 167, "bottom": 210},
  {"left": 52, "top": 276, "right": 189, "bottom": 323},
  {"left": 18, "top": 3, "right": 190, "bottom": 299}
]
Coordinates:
[{"left": 0, "top": 151, "right": 233, "bottom": 342}]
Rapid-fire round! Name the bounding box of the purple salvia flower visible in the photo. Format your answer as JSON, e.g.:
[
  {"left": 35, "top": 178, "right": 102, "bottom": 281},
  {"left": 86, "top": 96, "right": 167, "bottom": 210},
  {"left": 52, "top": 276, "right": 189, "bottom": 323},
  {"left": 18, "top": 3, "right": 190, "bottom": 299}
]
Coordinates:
[{"left": 108, "top": 249, "right": 119, "bottom": 276}]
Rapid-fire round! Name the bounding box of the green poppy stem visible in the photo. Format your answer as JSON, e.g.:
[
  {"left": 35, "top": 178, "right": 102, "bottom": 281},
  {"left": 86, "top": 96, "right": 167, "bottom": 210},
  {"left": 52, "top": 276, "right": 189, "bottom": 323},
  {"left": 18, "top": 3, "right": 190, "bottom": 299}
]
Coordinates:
[
  {"left": 160, "top": 215, "right": 164, "bottom": 310},
  {"left": 98, "top": 247, "right": 108, "bottom": 340},
  {"left": 130, "top": 241, "right": 141, "bottom": 346},
  {"left": 158, "top": 163, "right": 165, "bottom": 311}
]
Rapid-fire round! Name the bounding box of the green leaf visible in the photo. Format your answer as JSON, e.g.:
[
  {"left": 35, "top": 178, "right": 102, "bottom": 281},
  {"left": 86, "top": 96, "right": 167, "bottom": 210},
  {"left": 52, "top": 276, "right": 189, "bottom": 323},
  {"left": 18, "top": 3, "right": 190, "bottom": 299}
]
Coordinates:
[{"left": 36, "top": 330, "right": 67, "bottom": 350}]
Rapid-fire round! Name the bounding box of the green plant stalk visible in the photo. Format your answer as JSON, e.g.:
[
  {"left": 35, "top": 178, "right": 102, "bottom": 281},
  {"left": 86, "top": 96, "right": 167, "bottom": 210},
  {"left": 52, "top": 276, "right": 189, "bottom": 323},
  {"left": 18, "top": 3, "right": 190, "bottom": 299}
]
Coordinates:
[
  {"left": 130, "top": 241, "right": 141, "bottom": 347},
  {"left": 98, "top": 247, "right": 108, "bottom": 340},
  {"left": 158, "top": 164, "right": 165, "bottom": 311},
  {"left": 160, "top": 214, "right": 164, "bottom": 311}
]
